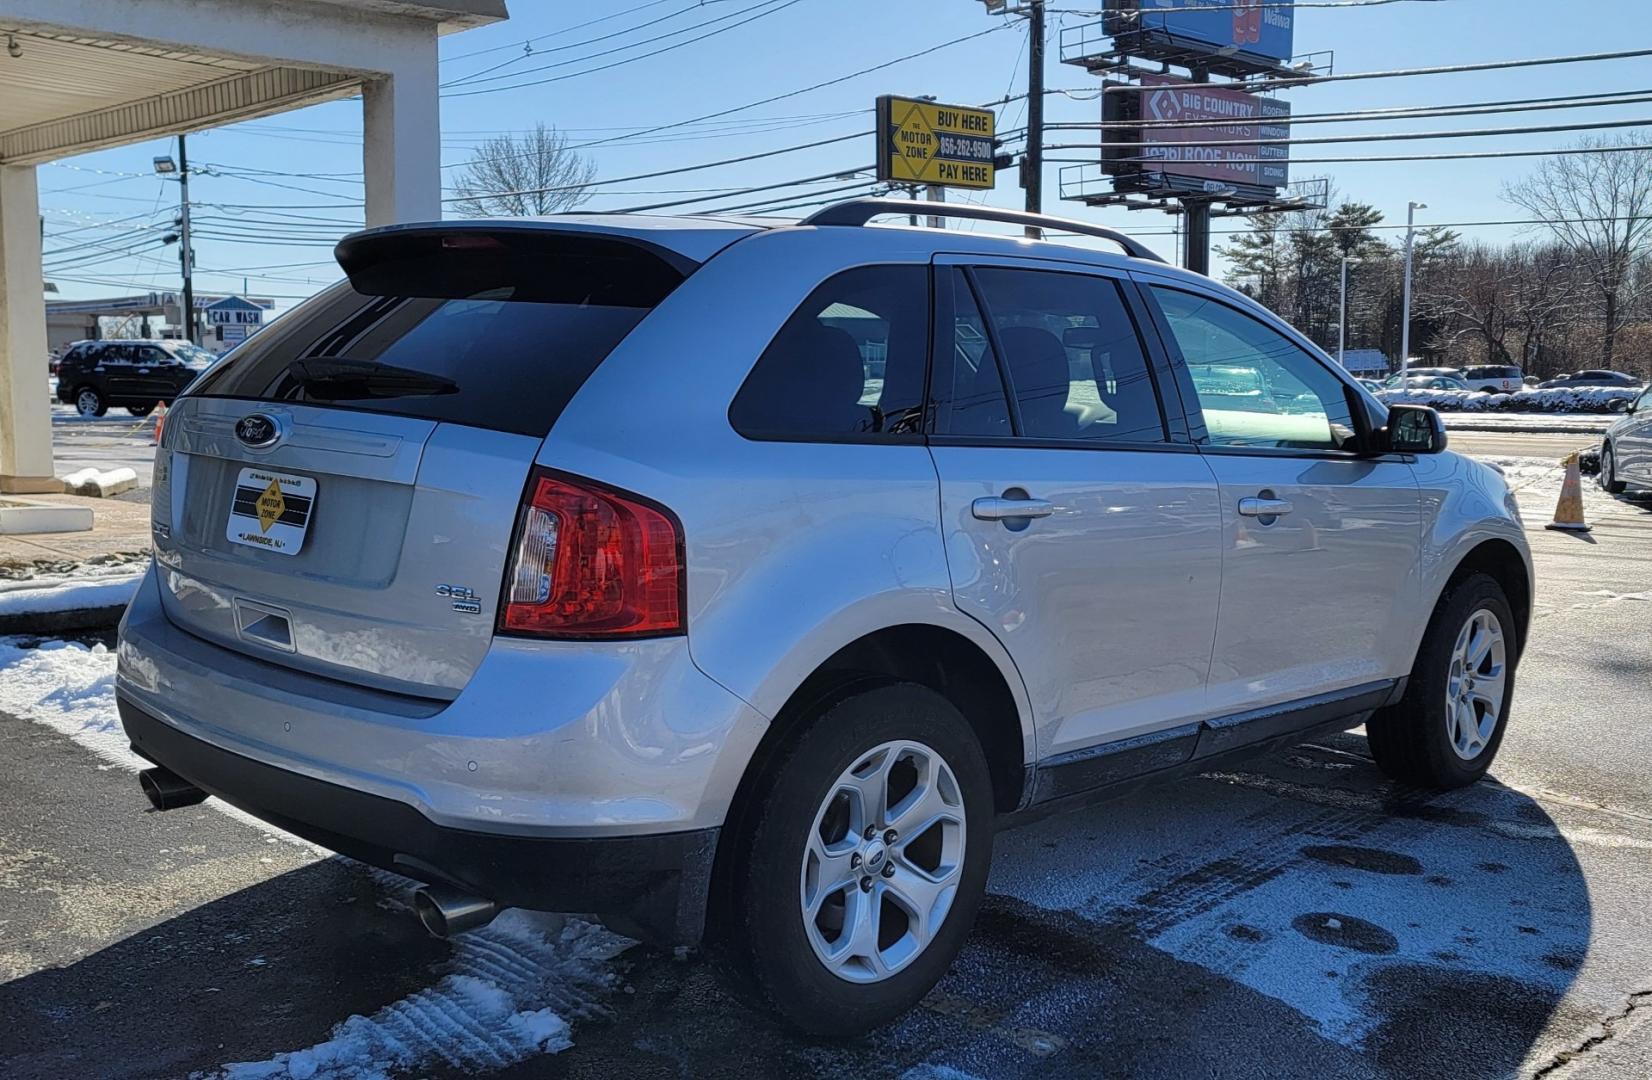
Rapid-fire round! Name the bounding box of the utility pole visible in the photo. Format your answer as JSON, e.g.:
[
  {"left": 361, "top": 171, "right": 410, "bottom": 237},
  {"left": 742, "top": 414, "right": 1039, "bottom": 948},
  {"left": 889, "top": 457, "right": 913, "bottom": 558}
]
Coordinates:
[
  {"left": 1023, "top": 0, "right": 1045, "bottom": 238},
  {"left": 1180, "top": 68, "right": 1212, "bottom": 276},
  {"left": 178, "top": 135, "right": 196, "bottom": 344},
  {"left": 1399, "top": 200, "right": 1427, "bottom": 386}
]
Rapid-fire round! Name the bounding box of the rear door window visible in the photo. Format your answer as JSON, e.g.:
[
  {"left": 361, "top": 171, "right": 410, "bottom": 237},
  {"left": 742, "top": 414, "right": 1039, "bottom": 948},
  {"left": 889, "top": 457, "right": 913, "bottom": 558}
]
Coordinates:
[
  {"left": 187, "top": 230, "right": 689, "bottom": 437},
  {"left": 729, "top": 265, "right": 929, "bottom": 440},
  {"left": 971, "top": 267, "right": 1166, "bottom": 444}
]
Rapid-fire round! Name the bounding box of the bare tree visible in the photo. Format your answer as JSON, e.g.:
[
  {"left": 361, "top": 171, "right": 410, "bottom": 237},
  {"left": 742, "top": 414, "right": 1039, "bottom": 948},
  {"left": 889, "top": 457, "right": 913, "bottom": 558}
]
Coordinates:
[
  {"left": 450, "top": 123, "right": 596, "bottom": 217},
  {"left": 1504, "top": 135, "right": 1652, "bottom": 367}
]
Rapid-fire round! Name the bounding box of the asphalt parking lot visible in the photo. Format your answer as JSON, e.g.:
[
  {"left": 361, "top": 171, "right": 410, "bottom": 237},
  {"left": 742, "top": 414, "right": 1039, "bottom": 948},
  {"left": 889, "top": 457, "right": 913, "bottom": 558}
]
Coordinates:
[{"left": 3, "top": 430, "right": 1650, "bottom": 1080}]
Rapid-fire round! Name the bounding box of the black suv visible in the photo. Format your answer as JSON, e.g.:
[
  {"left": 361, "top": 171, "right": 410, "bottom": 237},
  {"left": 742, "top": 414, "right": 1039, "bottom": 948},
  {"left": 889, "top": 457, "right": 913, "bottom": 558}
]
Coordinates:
[{"left": 55, "top": 340, "right": 217, "bottom": 417}]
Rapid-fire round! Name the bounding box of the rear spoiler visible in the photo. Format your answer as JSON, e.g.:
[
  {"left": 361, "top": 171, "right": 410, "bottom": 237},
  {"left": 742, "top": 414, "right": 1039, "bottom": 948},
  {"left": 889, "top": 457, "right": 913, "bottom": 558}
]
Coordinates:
[{"left": 334, "top": 223, "right": 700, "bottom": 305}]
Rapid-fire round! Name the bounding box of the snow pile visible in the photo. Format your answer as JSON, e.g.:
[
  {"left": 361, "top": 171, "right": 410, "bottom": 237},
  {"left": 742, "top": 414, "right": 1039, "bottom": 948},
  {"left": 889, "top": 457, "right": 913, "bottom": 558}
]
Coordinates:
[
  {"left": 0, "top": 637, "right": 135, "bottom": 764},
  {"left": 216, "top": 908, "right": 628, "bottom": 1080},
  {"left": 1378, "top": 385, "right": 1638, "bottom": 413},
  {"left": 0, "top": 570, "right": 143, "bottom": 617}
]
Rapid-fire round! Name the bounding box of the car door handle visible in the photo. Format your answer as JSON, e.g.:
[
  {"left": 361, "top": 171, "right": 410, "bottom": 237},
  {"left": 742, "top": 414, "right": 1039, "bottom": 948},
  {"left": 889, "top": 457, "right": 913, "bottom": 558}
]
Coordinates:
[
  {"left": 972, "top": 496, "right": 1055, "bottom": 521},
  {"left": 1238, "top": 497, "right": 1293, "bottom": 517}
]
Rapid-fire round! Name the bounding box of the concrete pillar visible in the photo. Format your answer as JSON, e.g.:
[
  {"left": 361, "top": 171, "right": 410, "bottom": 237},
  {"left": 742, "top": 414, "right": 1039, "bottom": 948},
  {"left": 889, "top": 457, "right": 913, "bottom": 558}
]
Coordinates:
[
  {"left": 0, "top": 164, "right": 56, "bottom": 493},
  {"left": 361, "top": 58, "right": 442, "bottom": 228}
]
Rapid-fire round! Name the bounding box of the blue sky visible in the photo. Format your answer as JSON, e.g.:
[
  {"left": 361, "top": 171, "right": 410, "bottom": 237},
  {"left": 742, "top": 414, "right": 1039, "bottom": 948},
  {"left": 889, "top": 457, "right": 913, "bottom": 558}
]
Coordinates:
[{"left": 37, "top": 0, "right": 1652, "bottom": 315}]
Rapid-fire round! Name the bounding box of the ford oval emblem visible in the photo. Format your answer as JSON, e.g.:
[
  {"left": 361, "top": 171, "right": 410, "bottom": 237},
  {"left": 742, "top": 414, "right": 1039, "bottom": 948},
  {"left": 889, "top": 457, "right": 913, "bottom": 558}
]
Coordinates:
[{"left": 235, "top": 413, "right": 280, "bottom": 449}]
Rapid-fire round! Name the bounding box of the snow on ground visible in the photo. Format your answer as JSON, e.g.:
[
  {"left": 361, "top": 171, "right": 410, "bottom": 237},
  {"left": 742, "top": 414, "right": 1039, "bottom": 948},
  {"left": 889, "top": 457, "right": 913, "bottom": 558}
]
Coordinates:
[
  {"left": 1379, "top": 386, "right": 1638, "bottom": 413},
  {"left": 0, "top": 637, "right": 633, "bottom": 1079},
  {"left": 0, "top": 570, "right": 143, "bottom": 616},
  {"left": 1441, "top": 413, "right": 1611, "bottom": 433},
  {"left": 1484, "top": 455, "right": 1639, "bottom": 524},
  {"left": 214, "top": 905, "right": 629, "bottom": 1080}
]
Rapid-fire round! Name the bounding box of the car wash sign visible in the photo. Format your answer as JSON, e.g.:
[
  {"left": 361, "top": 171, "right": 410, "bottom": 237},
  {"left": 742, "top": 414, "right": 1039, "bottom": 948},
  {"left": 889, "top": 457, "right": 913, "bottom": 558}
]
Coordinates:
[
  {"left": 205, "top": 295, "right": 265, "bottom": 327},
  {"left": 1132, "top": 75, "right": 1290, "bottom": 191},
  {"left": 876, "top": 95, "right": 996, "bottom": 190}
]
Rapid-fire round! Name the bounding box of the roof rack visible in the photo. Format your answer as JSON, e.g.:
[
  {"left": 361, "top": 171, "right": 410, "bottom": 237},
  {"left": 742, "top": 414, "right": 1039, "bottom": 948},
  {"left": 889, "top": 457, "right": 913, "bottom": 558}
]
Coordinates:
[{"left": 799, "top": 198, "right": 1166, "bottom": 264}]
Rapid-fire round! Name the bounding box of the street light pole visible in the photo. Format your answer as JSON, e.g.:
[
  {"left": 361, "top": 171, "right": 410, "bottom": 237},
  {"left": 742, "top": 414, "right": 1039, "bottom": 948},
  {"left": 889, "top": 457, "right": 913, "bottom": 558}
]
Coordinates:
[
  {"left": 1338, "top": 256, "right": 1359, "bottom": 368},
  {"left": 1399, "top": 200, "right": 1426, "bottom": 387}
]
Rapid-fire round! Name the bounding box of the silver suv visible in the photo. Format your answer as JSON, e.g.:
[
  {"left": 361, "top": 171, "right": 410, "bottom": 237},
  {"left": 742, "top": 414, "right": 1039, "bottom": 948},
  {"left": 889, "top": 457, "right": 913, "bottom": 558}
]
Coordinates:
[{"left": 117, "top": 201, "right": 1533, "bottom": 1033}]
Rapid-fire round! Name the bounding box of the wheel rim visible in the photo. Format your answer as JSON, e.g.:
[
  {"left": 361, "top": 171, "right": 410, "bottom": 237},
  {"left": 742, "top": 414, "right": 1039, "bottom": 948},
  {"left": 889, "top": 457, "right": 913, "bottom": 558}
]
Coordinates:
[
  {"left": 77, "top": 389, "right": 99, "bottom": 415},
  {"left": 799, "top": 739, "right": 966, "bottom": 984},
  {"left": 1445, "top": 608, "right": 1508, "bottom": 760}
]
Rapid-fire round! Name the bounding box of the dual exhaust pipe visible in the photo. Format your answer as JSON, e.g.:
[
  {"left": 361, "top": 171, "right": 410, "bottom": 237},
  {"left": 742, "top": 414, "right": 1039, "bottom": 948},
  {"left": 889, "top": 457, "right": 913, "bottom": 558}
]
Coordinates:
[{"left": 137, "top": 767, "right": 498, "bottom": 938}]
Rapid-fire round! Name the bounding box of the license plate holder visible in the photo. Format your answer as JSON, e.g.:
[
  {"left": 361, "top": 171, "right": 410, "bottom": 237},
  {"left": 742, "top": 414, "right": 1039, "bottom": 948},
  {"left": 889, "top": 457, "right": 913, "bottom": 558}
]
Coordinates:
[{"left": 226, "top": 467, "right": 316, "bottom": 556}]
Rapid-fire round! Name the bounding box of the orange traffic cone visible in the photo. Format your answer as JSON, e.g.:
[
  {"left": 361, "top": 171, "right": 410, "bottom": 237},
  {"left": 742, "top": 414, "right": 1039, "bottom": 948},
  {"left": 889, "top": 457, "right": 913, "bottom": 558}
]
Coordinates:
[
  {"left": 1545, "top": 451, "right": 1590, "bottom": 532},
  {"left": 152, "top": 401, "right": 167, "bottom": 445}
]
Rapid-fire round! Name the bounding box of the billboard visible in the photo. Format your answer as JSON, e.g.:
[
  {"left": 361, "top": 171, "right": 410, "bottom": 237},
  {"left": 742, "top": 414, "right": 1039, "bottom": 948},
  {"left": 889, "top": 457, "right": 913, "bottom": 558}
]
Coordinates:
[
  {"left": 1105, "top": 0, "right": 1295, "bottom": 73},
  {"left": 876, "top": 95, "right": 996, "bottom": 190},
  {"left": 1105, "top": 75, "right": 1290, "bottom": 193}
]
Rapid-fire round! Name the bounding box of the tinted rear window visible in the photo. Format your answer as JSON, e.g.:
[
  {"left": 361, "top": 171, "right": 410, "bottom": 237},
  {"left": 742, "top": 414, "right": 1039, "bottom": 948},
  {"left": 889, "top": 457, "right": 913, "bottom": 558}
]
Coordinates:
[{"left": 189, "top": 230, "right": 687, "bottom": 437}]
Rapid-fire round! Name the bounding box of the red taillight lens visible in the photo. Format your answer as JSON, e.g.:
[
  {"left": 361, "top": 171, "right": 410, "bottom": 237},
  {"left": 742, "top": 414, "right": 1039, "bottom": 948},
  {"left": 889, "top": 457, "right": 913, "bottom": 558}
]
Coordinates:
[{"left": 498, "top": 471, "right": 684, "bottom": 639}]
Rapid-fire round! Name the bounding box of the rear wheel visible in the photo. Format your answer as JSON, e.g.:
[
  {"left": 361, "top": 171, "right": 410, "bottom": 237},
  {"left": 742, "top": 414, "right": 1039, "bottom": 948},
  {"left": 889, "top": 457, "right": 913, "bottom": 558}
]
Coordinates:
[
  {"left": 1368, "top": 572, "right": 1517, "bottom": 789},
  {"left": 1601, "top": 443, "right": 1627, "bottom": 494},
  {"left": 74, "top": 386, "right": 107, "bottom": 418},
  {"left": 715, "top": 681, "right": 993, "bottom": 1035}
]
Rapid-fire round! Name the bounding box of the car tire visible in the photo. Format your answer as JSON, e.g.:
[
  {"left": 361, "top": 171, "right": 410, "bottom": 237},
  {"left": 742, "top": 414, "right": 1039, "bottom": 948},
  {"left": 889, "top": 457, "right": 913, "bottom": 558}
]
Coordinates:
[
  {"left": 1367, "top": 572, "right": 1517, "bottom": 790},
  {"left": 74, "top": 386, "right": 107, "bottom": 418},
  {"left": 1601, "top": 443, "right": 1627, "bottom": 494},
  {"left": 126, "top": 403, "right": 155, "bottom": 418},
  {"left": 714, "top": 680, "right": 994, "bottom": 1036}
]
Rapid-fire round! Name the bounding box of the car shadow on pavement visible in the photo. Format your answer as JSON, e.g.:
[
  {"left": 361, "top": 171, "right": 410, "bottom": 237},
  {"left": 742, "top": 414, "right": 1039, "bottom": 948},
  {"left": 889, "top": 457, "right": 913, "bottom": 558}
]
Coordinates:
[
  {"left": 0, "top": 857, "right": 449, "bottom": 1080},
  {"left": 0, "top": 738, "right": 1591, "bottom": 1080},
  {"left": 530, "top": 732, "right": 1592, "bottom": 1080}
]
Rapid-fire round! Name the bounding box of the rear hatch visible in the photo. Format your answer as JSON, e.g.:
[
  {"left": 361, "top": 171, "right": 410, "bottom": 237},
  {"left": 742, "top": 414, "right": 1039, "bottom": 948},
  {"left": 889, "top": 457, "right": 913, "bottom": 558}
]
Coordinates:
[{"left": 151, "top": 225, "right": 694, "bottom": 699}]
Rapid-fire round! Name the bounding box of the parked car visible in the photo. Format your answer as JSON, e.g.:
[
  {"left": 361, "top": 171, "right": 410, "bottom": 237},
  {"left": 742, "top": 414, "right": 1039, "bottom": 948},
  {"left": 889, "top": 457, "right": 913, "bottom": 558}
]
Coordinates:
[
  {"left": 116, "top": 203, "right": 1533, "bottom": 1035},
  {"left": 1600, "top": 383, "right": 1652, "bottom": 494},
  {"left": 1394, "top": 375, "right": 1472, "bottom": 392},
  {"left": 1383, "top": 366, "right": 1463, "bottom": 387},
  {"left": 1540, "top": 369, "right": 1642, "bottom": 389},
  {"left": 1359, "top": 378, "right": 1385, "bottom": 393},
  {"left": 1462, "top": 364, "right": 1524, "bottom": 393},
  {"left": 54, "top": 338, "right": 217, "bottom": 417}
]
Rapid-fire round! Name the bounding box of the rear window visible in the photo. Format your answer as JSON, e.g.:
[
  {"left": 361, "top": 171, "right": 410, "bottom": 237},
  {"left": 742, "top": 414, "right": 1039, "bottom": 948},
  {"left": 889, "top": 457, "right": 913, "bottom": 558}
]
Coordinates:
[
  {"left": 1466, "top": 366, "right": 1519, "bottom": 378},
  {"left": 188, "top": 230, "right": 688, "bottom": 437}
]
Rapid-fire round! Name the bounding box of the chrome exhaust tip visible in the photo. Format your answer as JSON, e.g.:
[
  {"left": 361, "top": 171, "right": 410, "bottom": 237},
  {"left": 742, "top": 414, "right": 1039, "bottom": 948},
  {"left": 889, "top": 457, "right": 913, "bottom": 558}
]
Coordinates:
[
  {"left": 413, "top": 885, "right": 499, "bottom": 938},
  {"left": 139, "top": 766, "right": 207, "bottom": 811}
]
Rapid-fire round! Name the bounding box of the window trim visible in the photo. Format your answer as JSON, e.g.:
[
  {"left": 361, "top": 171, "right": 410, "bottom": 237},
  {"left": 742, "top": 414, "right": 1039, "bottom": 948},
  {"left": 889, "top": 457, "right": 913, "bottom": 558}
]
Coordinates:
[
  {"left": 727, "top": 261, "right": 934, "bottom": 445},
  {"left": 1134, "top": 279, "right": 1401, "bottom": 461},
  {"left": 926, "top": 259, "right": 1180, "bottom": 450}
]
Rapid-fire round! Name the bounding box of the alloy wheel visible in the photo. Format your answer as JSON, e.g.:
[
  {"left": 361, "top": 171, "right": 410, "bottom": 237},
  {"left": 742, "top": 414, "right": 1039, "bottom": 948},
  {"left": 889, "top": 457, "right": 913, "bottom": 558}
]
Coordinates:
[
  {"left": 1445, "top": 608, "right": 1507, "bottom": 760},
  {"left": 76, "top": 389, "right": 100, "bottom": 417},
  {"left": 799, "top": 739, "right": 966, "bottom": 983}
]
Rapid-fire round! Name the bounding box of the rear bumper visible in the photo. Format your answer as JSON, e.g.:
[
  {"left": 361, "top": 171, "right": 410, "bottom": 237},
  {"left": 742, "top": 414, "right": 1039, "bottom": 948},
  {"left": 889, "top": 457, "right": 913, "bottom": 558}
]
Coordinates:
[{"left": 121, "top": 698, "right": 716, "bottom": 944}]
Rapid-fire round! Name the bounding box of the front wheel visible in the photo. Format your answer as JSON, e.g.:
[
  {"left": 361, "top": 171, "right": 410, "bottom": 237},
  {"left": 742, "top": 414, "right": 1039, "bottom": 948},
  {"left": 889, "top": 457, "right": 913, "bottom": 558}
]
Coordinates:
[
  {"left": 1601, "top": 443, "right": 1627, "bottom": 494},
  {"left": 74, "top": 386, "right": 107, "bottom": 418},
  {"left": 716, "top": 681, "right": 994, "bottom": 1035},
  {"left": 1367, "top": 572, "right": 1517, "bottom": 789}
]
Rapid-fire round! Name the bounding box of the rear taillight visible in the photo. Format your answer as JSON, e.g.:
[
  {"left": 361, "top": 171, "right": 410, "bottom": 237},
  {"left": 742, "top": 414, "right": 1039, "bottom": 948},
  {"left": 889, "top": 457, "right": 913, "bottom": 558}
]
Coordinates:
[{"left": 498, "top": 470, "right": 684, "bottom": 639}]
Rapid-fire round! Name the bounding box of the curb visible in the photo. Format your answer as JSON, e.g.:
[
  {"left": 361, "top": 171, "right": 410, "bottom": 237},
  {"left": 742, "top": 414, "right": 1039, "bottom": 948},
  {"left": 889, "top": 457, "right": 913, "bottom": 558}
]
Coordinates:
[
  {"left": 1444, "top": 423, "right": 1609, "bottom": 435},
  {"left": 0, "top": 604, "right": 127, "bottom": 637}
]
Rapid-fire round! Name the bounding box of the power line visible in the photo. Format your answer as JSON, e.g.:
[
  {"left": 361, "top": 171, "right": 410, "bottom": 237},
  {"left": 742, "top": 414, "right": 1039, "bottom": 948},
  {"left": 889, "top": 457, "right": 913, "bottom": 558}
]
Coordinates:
[
  {"left": 1045, "top": 114, "right": 1652, "bottom": 151},
  {"left": 601, "top": 167, "right": 873, "bottom": 213},
  {"left": 1048, "top": 141, "right": 1652, "bottom": 165},
  {"left": 1047, "top": 88, "right": 1652, "bottom": 132},
  {"left": 1051, "top": 0, "right": 1452, "bottom": 12},
  {"left": 442, "top": 0, "right": 780, "bottom": 90},
  {"left": 1176, "top": 47, "right": 1652, "bottom": 94},
  {"left": 442, "top": 0, "right": 808, "bottom": 98},
  {"left": 441, "top": 0, "right": 681, "bottom": 63}
]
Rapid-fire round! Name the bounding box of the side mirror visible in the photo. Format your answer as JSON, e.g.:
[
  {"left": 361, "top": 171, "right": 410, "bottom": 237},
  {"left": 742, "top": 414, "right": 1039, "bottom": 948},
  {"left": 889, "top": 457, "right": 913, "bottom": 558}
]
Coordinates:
[{"left": 1380, "top": 404, "right": 1447, "bottom": 454}]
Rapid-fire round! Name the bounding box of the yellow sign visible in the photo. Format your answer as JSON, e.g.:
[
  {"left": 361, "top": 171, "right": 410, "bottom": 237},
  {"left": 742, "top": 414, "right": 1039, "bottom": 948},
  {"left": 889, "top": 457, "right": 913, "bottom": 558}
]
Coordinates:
[
  {"left": 876, "top": 95, "right": 997, "bottom": 190},
  {"left": 256, "top": 478, "right": 286, "bottom": 533}
]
